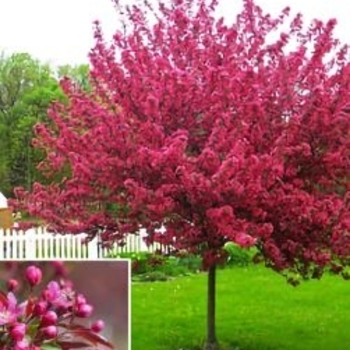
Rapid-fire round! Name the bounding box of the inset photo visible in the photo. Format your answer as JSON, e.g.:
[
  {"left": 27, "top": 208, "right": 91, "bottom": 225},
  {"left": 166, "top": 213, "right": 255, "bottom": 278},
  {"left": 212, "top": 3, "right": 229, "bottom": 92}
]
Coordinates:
[{"left": 0, "top": 260, "right": 130, "bottom": 350}]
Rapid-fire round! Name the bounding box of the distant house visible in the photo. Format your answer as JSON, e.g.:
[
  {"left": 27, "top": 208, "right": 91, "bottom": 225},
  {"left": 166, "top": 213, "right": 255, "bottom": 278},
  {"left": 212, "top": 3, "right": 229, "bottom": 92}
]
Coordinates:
[
  {"left": 0, "top": 192, "right": 13, "bottom": 229},
  {"left": 0, "top": 192, "right": 7, "bottom": 208}
]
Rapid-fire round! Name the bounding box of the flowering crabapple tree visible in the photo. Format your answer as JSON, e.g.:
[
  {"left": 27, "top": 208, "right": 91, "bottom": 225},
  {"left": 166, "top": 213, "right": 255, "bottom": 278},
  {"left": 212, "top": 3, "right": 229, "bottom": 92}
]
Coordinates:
[
  {"left": 0, "top": 264, "right": 114, "bottom": 350},
  {"left": 12, "top": 0, "right": 350, "bottom": 348}
]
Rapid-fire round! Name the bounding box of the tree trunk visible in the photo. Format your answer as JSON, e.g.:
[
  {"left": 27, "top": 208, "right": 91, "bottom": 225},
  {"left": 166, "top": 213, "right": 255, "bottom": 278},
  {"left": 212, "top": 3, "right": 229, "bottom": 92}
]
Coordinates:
[{"left": 204, "top": 263, "right": 219, "bottom": 350}]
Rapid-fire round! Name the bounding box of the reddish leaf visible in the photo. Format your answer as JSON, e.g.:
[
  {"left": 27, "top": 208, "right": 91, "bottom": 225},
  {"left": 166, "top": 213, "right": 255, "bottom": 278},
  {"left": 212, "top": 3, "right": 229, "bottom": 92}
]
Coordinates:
[
  {"left": 56, "top": 340, "right": 92, "bottom": 350},
  {"left": 25, "top": 296, "right": 36, "bottom": 317},
  {"left": 60, "top": 325, "right": 114, "bottom": 349}
]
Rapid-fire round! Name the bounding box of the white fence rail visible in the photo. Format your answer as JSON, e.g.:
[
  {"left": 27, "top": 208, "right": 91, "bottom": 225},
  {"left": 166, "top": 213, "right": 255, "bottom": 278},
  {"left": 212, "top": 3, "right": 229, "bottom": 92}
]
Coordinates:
[{"left": 0, "top": 227, "right": 168, "bottom": 259}]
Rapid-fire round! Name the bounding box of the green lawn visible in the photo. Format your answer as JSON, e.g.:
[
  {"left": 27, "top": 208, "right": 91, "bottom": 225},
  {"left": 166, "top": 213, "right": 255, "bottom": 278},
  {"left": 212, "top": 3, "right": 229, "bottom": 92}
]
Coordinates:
[{"left": 132, "top": 265, "right": 350, "bottom": 350}]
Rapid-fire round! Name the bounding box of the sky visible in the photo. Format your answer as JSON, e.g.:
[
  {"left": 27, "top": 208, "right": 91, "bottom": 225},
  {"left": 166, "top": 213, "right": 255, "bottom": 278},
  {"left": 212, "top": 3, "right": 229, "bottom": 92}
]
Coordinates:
[{"left": 1, "top": 0, "right": 350, "bottom": 68}]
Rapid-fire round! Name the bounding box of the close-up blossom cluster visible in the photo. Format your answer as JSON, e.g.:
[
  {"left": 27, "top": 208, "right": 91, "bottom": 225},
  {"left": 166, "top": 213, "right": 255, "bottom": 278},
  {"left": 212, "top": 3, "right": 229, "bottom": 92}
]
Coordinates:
[{"left": 0, "top": 263, "right": 114, "bottom": 350}]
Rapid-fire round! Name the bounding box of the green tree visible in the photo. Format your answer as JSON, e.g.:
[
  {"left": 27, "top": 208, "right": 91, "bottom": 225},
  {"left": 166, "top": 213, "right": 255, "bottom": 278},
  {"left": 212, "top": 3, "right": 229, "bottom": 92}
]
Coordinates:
[
  {"left": 0, "top": 52, "right": 64, "bottom": 195},
  {"left": 57, "top": 64, "right": 91, "bottom": 92}
]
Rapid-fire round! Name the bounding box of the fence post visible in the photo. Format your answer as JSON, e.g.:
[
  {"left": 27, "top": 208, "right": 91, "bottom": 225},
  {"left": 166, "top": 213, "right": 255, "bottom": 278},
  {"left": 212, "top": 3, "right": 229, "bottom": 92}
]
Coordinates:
[
  {"left": 139, "top": 228, "right": 147, "bottom": 252},
  {"left": 0, "top": 229, "right": 4, "bottom": 259},
  {"left": 25, "top": 228, "right": 37, "bottom": 259},
  {"left": 88, "top": 235, "right": 99, "bottom": 259}
]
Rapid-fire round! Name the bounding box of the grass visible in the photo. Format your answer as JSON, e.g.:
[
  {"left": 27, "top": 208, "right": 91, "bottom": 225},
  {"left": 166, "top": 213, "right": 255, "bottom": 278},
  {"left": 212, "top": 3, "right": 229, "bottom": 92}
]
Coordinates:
[{"left": 132, "top": 264, "right": 350, "bottom": 350}]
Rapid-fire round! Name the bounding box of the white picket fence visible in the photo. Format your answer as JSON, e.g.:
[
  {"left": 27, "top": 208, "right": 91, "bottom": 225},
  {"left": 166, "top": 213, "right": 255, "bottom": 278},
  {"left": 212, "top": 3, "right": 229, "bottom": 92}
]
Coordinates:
[{"left": 0, "top": 227, "right": 167, "bottom": 260}]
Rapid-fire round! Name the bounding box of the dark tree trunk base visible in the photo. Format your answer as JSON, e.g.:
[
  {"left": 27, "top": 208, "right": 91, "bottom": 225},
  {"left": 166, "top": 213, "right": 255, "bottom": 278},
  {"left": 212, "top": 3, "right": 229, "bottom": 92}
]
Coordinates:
[
  {"left": 205, "top": 264, "right": 219, "bottom": 350},
  {"left": 204, "top": 341, "right": 220, "bottom": 350}
]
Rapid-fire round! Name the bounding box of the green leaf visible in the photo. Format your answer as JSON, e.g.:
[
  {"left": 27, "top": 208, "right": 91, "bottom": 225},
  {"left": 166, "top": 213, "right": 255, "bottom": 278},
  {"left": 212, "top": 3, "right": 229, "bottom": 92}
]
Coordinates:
[{"left": 41, "top": 344, "right": 61, "bottom": 350}]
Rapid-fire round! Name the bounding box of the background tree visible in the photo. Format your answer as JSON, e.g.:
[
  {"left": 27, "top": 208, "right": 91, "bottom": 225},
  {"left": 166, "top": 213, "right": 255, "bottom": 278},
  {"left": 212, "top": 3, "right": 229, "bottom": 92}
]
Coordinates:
[
  {"left": 11, "top": 63, "right": 91, "bottom": 191},
  {"left": 0, "top": 52, "right": 64, "bottom": 195},
  {"left": 57, "top": 64, "right": 91, "bottom": 93},
  {"left": 13, "top": 0, "right": 350, "bottom": 349},
  {"left": 0, "top": 53, "right": 91, "bottom": 196}
]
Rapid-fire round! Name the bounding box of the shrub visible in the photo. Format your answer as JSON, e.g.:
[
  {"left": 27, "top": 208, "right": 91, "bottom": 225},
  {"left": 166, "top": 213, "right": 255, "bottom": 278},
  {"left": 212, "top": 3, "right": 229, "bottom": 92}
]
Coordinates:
[
  {"left": 134, "top": 271, "right": 169, "bottom": 282},
  {"left": 223, "top": 242, "right": 252, "bottom": 267},
  {"left": 111, "top": 251, "right": 202, "bottom": 280}
]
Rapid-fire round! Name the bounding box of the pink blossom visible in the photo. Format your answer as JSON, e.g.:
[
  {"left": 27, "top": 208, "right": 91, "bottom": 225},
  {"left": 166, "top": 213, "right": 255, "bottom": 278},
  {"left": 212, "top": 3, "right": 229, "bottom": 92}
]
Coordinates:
[
  {"left": 0, "top": 293, "right": 25, "bottom": 326},
  {"left": 235, "top": 233, "right": 257, "bottom": 248},
  {"left": 43, "top": 281, "right": 74, "bottom": 309}
]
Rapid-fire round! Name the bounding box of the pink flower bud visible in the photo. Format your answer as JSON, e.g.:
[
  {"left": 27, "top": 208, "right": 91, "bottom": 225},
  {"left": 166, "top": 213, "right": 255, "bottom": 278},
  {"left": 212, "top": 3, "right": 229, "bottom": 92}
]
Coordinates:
[
  {"left": 51, "top": 261, "right": 68, "bottom": 277},
  {"left": 91, "top": 320, "right": 105, "bottom": 333},
  {"left": 7, "top": 279, "right": 19, "bottom": 292},
  {"left": 14, "top": 340, "right": 28, "bottom": 350},
  {"left": 5, "top": 261, "right": 17, "bottom": 270},
  {"left": 10, "top": 323, "right": 26, "bottom": 341},
  {"left": 41, "top": 310, "right": 58, "bottom": 326},
  {"left": 34, "top": 301, "right": 47, "bottom": 316},
  {"left": 25, "top": 265, "right": 42, "bottom": 287},
  {"left": 76, "top": 294, "right": 87, "bottom": 306},
  {"left": 42, "top": 325, "right": 58, "bottom": 339},
  {"left": 76, "top": 303, "right": 93, "bottom": 317}
]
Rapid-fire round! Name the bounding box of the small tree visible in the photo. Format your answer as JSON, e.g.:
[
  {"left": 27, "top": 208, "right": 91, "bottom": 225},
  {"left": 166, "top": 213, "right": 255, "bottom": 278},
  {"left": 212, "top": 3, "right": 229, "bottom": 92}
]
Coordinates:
[{"left": 13, "top": 0, "right": 350, "bottom": 349}]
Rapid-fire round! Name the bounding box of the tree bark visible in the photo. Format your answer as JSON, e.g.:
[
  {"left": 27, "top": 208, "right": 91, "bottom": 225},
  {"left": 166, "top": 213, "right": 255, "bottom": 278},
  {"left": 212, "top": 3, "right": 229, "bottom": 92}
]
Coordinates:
[{"left": 204, "top": 263, "right": 219, "bottom": 350}]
